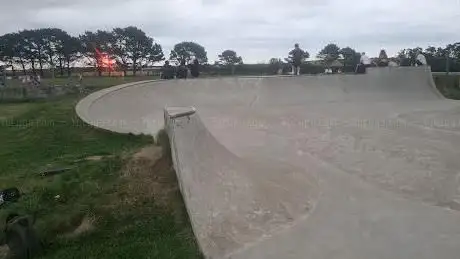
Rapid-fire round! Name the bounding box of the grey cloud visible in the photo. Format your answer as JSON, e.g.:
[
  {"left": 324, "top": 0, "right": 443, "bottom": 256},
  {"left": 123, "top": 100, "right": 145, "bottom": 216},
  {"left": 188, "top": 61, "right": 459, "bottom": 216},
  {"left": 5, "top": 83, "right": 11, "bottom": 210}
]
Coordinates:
[{"left": 1, "top": 0, "right": 459, "bottom": 62}]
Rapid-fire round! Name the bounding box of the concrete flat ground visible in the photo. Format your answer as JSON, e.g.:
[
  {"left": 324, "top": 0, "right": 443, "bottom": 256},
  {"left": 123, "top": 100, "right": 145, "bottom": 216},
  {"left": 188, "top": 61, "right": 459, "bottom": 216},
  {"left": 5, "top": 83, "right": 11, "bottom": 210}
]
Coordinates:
[{"left": 77, "top": 67, "right": 460, "bottom": 259}]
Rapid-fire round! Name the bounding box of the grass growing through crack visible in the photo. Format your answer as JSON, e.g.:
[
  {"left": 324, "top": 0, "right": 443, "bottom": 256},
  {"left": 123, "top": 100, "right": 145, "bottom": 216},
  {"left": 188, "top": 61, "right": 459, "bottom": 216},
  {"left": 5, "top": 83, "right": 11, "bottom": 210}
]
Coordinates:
[{"left": 0, "top": 88, "right": 201, "bottom": 258}]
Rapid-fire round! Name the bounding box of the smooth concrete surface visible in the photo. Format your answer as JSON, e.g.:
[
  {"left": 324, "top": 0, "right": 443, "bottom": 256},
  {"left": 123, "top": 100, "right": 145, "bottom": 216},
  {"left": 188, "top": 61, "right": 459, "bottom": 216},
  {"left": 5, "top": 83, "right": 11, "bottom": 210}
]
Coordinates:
[{"left": 77, "top": 66, "right": 460, "bottom": 259}]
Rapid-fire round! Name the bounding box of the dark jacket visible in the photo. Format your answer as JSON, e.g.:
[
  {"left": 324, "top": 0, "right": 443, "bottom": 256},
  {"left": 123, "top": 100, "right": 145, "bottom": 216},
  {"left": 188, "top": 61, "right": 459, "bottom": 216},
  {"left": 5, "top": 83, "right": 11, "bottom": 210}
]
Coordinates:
[{"left": 190, "top": 62, "right": 200, "bottom": 78}]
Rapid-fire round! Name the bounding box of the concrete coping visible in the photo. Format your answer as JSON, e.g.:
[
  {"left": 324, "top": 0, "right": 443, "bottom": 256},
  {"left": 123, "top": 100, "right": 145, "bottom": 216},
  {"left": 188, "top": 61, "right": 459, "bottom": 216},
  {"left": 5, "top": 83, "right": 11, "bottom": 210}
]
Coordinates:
[{"left": 165, "top": 106, "right": 197, "bottom": 119}]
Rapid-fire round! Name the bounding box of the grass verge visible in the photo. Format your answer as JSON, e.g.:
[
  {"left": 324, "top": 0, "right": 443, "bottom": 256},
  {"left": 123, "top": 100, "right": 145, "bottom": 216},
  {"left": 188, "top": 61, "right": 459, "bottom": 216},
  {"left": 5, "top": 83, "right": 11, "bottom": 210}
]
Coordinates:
[{"left": 0, "top": 82, "right": 201, "bottom": 258}]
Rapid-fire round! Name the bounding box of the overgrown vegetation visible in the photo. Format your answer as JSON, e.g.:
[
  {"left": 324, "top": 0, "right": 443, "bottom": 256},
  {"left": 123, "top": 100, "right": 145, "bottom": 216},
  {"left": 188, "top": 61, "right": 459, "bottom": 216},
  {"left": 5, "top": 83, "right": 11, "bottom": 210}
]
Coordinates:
[
  {"left": 0, "top": 92, "right": 201, "bottom": 258},
  {"left": 434, "top": 74, "right": 460, "bottom": 99}
]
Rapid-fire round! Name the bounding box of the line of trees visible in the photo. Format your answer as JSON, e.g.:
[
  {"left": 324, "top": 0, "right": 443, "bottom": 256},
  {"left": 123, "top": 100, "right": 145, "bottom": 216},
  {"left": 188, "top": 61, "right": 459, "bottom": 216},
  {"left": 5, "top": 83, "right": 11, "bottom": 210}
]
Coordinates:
[
  {"left": 270, "top": 42, "right": 460, "bottom": 73},
  {"left": 0, "top": 27, "right": 249, "bottom": 78},
  {"left": 2, "top": 25, "right": 459, "bottom": 77},
  {"left": 0, "top": 28, "right": 81, "bottom": 77},
  {"left": 313, "top": 42, "right": 460, "bottom": 72},
  {"left": 0, "top": 26, "right": 166, "bottom": 77},
  {"left": 317, "top": 43, "right": 362, "bottom": 71},
  {"left": 397, "top": 44, "right": 460, "bottom": 72},
  {"left": 268, "top": 43, "right": 362, "bottom": 73}
]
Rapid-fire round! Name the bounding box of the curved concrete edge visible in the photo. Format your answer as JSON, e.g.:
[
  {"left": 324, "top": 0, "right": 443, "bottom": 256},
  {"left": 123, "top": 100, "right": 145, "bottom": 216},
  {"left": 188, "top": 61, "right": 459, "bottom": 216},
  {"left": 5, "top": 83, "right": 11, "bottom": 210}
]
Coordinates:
[
  {"left": 76, "top": 67, "right": 445, "bottom": 132},
  {"left": 75, "top": 79, "right": 163, "bottom": 132},
  {"left": 164, "top": 107, "right": 319, "bottom": 259},
  {"left": 75, "top": 76, "right": 287, "bottom": 132},
  {"left": 426, "top": 66, "right": 446, "bottom": 99},
  {"left": 74, "top": 75, "right": 321, "bottom": 133},
  {"left": 367, "top": 66, "right": 444, "bottom": 99}
]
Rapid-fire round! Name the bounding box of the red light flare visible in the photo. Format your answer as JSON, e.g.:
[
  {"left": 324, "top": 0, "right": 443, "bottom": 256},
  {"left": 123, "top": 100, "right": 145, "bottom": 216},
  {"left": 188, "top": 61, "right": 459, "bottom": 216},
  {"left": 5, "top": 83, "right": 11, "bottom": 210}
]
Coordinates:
[{"left": 94, "top": 47, "right": 116, "bottom": 72}]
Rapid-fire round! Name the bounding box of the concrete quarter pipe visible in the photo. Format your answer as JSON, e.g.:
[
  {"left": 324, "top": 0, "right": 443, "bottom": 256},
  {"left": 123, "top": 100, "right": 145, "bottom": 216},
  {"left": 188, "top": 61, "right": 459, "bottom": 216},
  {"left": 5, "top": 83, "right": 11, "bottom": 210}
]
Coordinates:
[{"left": 77, "top": 66, "right": 460, "bottom": 259}]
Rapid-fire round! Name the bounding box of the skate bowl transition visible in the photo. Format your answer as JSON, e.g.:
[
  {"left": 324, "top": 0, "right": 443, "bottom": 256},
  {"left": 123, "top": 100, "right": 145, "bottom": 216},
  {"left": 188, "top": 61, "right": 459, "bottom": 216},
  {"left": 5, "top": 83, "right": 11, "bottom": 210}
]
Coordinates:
[{"left": 77, "top": 67, "right": 460, "bottom": 259}]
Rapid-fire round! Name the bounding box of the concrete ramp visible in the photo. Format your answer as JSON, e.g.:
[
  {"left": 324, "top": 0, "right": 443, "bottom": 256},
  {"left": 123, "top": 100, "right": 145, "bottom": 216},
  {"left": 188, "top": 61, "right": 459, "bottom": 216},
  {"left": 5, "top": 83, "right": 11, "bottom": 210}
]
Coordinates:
[
  {"left": 164, "top": 107, "right": 319, "bottom": 258},
  {"left": 76, "top": 67, "right": 460, "bottom": 259}
]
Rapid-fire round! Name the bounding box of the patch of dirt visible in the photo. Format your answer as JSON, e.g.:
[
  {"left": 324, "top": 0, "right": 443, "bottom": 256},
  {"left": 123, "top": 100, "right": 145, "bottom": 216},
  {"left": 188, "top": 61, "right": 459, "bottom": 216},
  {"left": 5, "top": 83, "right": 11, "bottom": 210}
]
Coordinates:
[
  {"left": 86, "top": 156, "right": 108, "bottom": 161},
  {"left": 131, "top": 145, "right": 163, "bottom": 161},
  {"left": 62, "top": 216, "right": 95, "bottom": 239},
  {"left": 73, "top": 216, "right": 94, "bottom": 236},
  {"left": 120, "top": 145, "right": 185, "bottom": 220},
  {"left": 76, "top": 155, "right": 115, "bottom": 162}
]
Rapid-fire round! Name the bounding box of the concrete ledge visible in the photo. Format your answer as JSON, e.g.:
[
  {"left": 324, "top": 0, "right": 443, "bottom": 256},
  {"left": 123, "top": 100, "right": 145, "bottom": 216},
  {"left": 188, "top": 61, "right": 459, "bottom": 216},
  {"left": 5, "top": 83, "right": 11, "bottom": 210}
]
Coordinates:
[{"left": 165, "top": 106, "right": 197, "bottom": 119}]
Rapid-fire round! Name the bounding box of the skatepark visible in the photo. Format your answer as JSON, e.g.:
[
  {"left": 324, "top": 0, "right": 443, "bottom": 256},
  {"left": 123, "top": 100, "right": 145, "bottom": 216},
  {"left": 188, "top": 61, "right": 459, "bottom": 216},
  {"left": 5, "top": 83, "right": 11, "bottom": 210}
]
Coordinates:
[{"left": 77, "top": 66, "right": 460, "bottom": 259}]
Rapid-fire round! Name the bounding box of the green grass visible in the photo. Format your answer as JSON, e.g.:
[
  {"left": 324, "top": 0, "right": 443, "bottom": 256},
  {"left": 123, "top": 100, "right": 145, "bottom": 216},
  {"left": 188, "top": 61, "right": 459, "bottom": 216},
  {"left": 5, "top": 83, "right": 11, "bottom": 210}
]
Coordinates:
[
  {"left": 1, "top": 76, "right": 159, "bottom": 104},
  {"left": 0, "top": 86, "right": 201, "bottom": 258},
  {"left": 434, "top": 75, "right": 460, "bottom": 99}
]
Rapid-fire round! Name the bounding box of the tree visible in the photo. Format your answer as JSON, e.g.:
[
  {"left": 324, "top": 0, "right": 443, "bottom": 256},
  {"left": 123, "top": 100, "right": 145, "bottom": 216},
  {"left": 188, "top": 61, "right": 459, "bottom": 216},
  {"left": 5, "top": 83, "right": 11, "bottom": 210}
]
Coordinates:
[
  {"left": 397, "top": 47, "right": 423, "bottom": 66},
  {"left": 79, "top": 30, "right": 115, "bottom": 76},
  {"left": 19, "top": 30, "right": 41, "bottom": 75},
  {"left": 410, "top": 47, "right": 423, "bottom": 59},
  {"left": 425, "top": 46, "right": 437, "bottom": 57},
  {"left": 42, "top": 29, "right": 58, "bottom": 73},
  {"left": 218, "top": 50, "right": 242, "bottom": 65},
  {"left": 396, "top": 49, "right": 411, "bottom": 66},
  {"left": 10, "top": 33, "right": 28, "bottom": 75},
  {"left": 377, "top": 49, "right": 389, "bottom": 67},
  {"left": 446, "top": 43, "right": 460, "bottom": 60},
  {"left": 170, "top": 42, "right": 207, "bottom": 64},
  {"left": 435, "top": 47, "right": 447, "bottom": 57},
  {"left": 22, "top": 29, "right": 50, "bottom": 76},
  {"left": 0, "top": 33, "right": 19, "bottom": 76},
  {"left": 318, "top": 43, "right": 340, "bottom": 65},
  {"left": 218, "top": 50, "right": 242, "bottom": 75},
  {"left": 339, "top": 47, "right": 361, "bottom": 71},
  {"left": 59, "top": 36, "right": 81, "bottom": 76},
  {"left": 112, "top": 26, "right": 164, "bottom": 75},
  {"left": 397, "top": 44, "right": 460, "bottom": 72},
  {"left": 379, "top": 49, "right": 388, "bottom": 59},
  {"left": 39, "top": 28, "right": 75, "bottom": 77}
]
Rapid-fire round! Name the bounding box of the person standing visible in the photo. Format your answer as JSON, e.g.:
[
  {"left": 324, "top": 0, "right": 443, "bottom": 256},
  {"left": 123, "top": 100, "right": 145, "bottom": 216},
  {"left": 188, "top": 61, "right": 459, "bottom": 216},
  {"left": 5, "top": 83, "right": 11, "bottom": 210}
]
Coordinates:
[
  {"left": 78, "top": 72, "right": 83, "bottom": 84},
  {"left": 356, "top": 52, "right": 371, "bottom": 74},
  {"left": 161, "top": 61, "right": 174, "bottom": 79},
  {"left": 378, "top": 49, "right": 389, "bottom": 67},
  {"left": 360, "top": 52, "right": 371, "bottom": 67},
  {"left": 190, "top": 59, "right": 200, "bottom": 78},
  {"left": 289, "top": 43, "right": 306, "bottom": 76},
  {"left": 415, "top": 52, "right": 427, "bottom": 66},
  {"left": 176, "top": 60, "right": 188, "bottom": 79}
]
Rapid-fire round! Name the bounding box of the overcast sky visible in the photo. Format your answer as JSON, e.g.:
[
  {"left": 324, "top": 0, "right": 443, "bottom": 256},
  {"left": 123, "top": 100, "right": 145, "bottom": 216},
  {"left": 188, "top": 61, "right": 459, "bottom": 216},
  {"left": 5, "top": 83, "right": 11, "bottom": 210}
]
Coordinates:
[{"left": 1, "top": 0, "right": 459, "bottom": 63}]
